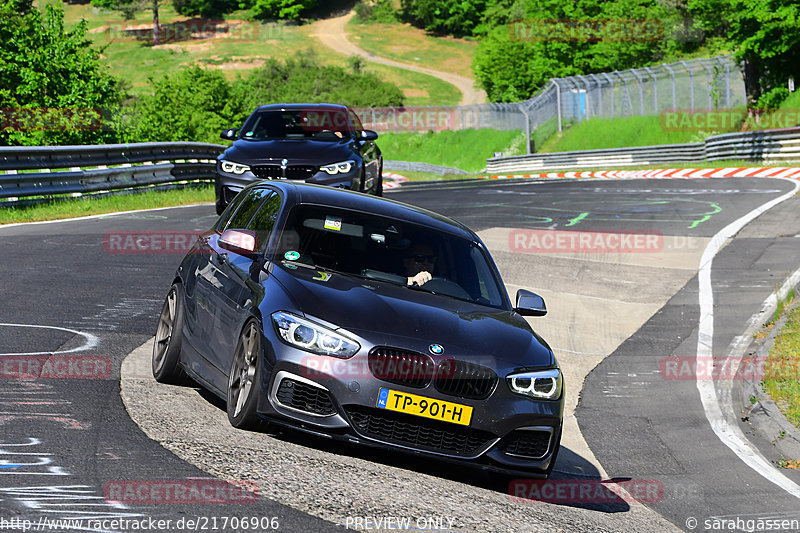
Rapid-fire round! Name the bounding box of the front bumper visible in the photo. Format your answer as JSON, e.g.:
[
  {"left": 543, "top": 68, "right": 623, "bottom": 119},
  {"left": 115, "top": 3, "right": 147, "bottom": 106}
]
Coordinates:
[
  {"left": 255, "top": 329, "right": 564, "bottom": 475},
  {"left": 216, "top": 164, "right": 361, "bottom": 199}
]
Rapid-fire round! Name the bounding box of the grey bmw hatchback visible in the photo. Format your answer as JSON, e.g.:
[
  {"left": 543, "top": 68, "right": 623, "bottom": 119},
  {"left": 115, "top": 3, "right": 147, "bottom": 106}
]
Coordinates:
[{"left": 154, "top": 181, "right": 563, "bottom": 477}]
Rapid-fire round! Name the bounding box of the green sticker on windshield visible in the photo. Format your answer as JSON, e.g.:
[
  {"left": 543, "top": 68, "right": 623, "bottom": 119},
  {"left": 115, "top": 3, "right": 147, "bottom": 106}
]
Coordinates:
[{"left": 284, "top": 250, "right": 300, "bottom": 261}]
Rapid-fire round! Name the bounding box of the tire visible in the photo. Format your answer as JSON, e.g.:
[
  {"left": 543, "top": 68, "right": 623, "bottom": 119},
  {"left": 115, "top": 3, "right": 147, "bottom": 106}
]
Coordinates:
[
  {"left": 226, "top": 319, "right": 262, "bottom": 429},
  {"left": 152, "top": 283, "right": 187, "bottom": 384}
]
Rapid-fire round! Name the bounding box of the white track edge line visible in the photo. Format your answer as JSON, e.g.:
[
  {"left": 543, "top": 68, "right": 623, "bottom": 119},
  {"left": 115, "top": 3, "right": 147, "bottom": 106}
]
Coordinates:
[{"left": 696, "top": 177, "right": 800, "bottom": 498}]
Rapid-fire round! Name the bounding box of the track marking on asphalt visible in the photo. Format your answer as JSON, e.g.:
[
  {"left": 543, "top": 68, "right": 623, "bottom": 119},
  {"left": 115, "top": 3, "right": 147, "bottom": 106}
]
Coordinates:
[
  {"left": 0, "top": 323, "right": 99, "bottom": 356},
  {"left": 696, "top": 177, "right": 800, "bottom": 499}
]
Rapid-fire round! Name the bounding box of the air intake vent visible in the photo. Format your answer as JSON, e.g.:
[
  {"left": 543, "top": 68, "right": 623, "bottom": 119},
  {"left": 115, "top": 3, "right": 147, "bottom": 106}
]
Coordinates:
[
  {"left": 368, "top": 347, "right": 435, "bottom": 389},
  {"left": 434, "top": 360, "right": 498, "bottom": 400}
]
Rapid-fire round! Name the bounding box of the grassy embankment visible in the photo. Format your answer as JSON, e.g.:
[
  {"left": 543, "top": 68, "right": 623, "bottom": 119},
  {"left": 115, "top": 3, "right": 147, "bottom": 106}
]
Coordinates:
[
  {"left": 763, "top": 293, "right": 800, "bottom": 438},
  {"left": 0, "top": 187, "right": 214, "bottom": 225},
  {"left": 50, "top": 1, "right": 460, "bottom": 106}
]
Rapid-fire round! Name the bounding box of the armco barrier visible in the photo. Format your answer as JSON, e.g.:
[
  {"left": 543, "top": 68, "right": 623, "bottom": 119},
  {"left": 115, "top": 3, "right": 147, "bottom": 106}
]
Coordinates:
[
  {"left": 0, "top": 142, "right": 225, "bottom": 200},
  {"left": 487, "top": 127, "right": 800, "bottom": 173}
]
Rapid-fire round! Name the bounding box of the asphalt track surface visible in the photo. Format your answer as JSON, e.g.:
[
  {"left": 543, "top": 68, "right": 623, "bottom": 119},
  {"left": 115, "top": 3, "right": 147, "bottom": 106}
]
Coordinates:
[{"left": 1, "top": 177, "right": 799, "bottom": 531}]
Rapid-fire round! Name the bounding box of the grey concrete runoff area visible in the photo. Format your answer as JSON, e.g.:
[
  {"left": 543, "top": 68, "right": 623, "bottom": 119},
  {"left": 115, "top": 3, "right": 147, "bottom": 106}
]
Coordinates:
[{"left": 3, "top": 176, "right": 800, "bottom": 532}]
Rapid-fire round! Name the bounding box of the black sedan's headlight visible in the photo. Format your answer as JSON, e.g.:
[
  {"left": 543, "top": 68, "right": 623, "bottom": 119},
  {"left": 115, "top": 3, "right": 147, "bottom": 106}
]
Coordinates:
[
  {"left": 220, "top": 160, "right": 250, "bottom": 175},
  {"left": 507, "top": 369, "right": 563, "bottom": 400},
  {"left": 319, "top": 160, "right": 355, "bottom": 175},
  {"left": 271, "top": 311, "right": 360, "bottom": 358}
]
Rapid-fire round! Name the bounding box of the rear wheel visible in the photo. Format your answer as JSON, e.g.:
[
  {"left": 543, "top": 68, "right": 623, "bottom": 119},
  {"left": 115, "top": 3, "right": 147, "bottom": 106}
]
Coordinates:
[
  {"left": 226, "top": 320, "right": 262, "bottom": 429},
  {"left": 152, "top": 283, "right": 187, "bottom": 384}
]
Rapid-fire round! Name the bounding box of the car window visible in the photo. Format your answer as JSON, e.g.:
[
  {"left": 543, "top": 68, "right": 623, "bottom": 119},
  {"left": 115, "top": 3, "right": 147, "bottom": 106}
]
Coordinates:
[
  {"left": 224, "top": 187, "right": 272, "bottom": 231},
  {"left": 349, "top": 110, "right": 365, "bottom": 132},
  {"left": 246, "top": 192, "right": 282, "bottom": 252},
  {"left": 240, "top": 109, "right": 352, "bottom": 141},
  {"left": 215, "top": 189, "right": 248, "bottom": 231},
  {"left": 273, "top": 205, "right": 508, "bottom": 309}
]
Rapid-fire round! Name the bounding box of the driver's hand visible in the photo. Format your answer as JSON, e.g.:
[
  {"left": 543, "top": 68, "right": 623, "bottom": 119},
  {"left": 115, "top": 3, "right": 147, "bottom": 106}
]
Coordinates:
[{"left": 408, "top": 271, "right": 432, "bottom": 286}]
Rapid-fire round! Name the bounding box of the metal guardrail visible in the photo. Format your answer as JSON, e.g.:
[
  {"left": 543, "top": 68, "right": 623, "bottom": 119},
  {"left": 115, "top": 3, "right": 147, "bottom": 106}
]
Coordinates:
[
  {"left": 384, "top": 160, "right": 470, "bottom": 176},
  {"left": 486, "top": 128, "right": 800, "bottom": 173},
  {"left": 0, "top": 142, "right": 225, "bottom": 200}
]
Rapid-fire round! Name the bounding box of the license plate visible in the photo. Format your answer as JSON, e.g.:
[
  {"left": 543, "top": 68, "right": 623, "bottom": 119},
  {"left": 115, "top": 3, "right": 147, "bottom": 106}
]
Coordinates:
[{"left": 376, "top": 388, "right": 473, "bottom": 426}]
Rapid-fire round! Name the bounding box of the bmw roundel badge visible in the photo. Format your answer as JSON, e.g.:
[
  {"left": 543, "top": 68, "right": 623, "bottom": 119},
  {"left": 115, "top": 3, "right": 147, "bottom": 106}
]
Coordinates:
[{"left": 429, "top": 344, "right": 444, "bottom": 355}]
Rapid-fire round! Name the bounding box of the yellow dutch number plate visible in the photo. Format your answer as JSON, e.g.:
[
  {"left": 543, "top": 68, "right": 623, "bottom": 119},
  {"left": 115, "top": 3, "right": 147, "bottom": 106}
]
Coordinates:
[{"left": 376, "top": 388, "right": 473, "bottom": 426}]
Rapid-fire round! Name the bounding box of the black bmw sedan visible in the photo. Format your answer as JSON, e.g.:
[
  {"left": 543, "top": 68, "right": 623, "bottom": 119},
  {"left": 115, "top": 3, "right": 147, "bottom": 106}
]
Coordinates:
[
  {"left": 214, "top": 103, "right": 382, "bottom": 215},
  {"left": 153, "top": 181, "right": 564, "bottom": 477}
]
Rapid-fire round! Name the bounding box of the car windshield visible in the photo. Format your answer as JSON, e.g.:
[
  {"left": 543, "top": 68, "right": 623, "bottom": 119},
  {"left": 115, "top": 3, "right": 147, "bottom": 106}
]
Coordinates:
[
  {"left": 271, "top": 205, "right": 508, "bottom": 309},
  {"left": 240, "top": 109, "right": 352, "bottom": 141}
]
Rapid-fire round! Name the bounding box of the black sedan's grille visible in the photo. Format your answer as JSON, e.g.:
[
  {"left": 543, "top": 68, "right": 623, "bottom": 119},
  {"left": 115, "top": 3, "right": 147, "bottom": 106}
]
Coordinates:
[
  {"left": 368, "top": 347, "right": 435, "bottom": 388},
  {"left": 500, "top": 429, "right": 553, "bottom": 459},
  {"left": 275, "top": 378, "right": 337, "bottom": 416},
  {"left": 434, "top": 360, "right": 498, "bottom": 400},
  {"left": 345, "top": 406, "right": 496, "bottom": 457},
  {"left": 252, "top": 165, "right": 317, "bottom": 180}
]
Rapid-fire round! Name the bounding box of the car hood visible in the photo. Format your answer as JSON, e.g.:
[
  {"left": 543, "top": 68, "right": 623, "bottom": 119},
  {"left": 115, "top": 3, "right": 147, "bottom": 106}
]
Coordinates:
[
  {"left": 223, "top": 139, "right": 354, "bottom": 165},
  {"left": 270, "top": 265, "right": 554, "bottom": 369}
]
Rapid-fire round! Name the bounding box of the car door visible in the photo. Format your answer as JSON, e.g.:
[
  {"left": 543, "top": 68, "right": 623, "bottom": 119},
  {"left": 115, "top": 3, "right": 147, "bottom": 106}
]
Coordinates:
[
  {"left": 193, "top": 187, "right": 273, "bottom": 389},
  {"left": 211, "top": 190, "right": 282, "bottom": 380},
  {"left": 350, "top": 109, "right": 381, "bottom": 190}
]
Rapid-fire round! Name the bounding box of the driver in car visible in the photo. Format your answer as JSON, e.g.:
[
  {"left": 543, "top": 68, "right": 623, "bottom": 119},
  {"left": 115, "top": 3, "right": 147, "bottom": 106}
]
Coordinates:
[{"left": 404, "top": 244, "right": 436, "bottom": 286}]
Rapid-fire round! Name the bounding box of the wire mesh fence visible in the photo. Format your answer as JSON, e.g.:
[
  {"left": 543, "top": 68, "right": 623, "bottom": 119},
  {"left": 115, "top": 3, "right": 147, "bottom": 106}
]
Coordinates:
[{"left": 356, "top": 55, "right": 746, "bottom": 155}]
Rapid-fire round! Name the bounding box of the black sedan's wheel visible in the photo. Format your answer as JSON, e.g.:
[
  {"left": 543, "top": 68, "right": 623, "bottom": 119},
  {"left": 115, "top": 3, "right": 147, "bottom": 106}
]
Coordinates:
[
  {"left": 227, "top": 320, "right": 262, "bottom": 429},
  {"left": 152, "top": 283, "right": 186, "bottom": 384}
]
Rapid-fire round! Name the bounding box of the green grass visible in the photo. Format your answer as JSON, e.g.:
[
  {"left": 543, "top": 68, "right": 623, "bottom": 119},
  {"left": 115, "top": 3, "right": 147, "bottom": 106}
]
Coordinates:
[
  {"left": 763, "top": 297, "right": 800, "bottom": 429},
  {"left": 0, "top": 186, "right": 214, "bottom": 224},
  {"left": 539, "top": 115, "right": 743, "bottom": 153},
  {"left": 379, "top": 129, "right": 525, "bottom": 172}
]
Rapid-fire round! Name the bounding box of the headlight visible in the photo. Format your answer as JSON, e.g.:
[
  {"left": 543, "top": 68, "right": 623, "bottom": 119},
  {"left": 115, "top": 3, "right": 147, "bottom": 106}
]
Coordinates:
[
  {"left": 271, "top": 311, "right": 360, "bottom": 358},
  {"left": 507, "top": 369, "right": 563, "bottom": 400},
  {"left": 220, "top": 160, "right": 250, "bottom": 175},
  {"left": 319, "top": 160, "right": 354, "bottom": 175}
]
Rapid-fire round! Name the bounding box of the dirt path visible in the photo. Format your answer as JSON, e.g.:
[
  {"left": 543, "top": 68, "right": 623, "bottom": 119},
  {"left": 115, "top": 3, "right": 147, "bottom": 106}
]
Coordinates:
[{"left": 309, "top": 11, "right": 487, "bottom": 106}]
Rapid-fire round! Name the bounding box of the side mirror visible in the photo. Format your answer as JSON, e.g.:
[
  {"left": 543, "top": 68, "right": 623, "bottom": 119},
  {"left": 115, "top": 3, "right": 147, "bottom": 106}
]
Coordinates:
[
  {"left": 219, "top": 229, "right": 258, "bottom": 257},
  {"left": 360, "top": 130, "right": 378, "bottom": 141},
  {"left": 220, "top": 128, "right": 238, "bottom": 140},
  {"left": 515, "top": 289, "right": 547, "bottom": 317}
]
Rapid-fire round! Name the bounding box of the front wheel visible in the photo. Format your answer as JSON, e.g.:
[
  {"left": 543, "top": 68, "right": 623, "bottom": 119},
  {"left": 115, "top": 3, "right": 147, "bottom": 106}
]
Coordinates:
[
  {"left": 152, "top": 283, "right": 187, "bottom": 384},
  {"left": 227, "top": 319, "right": 262, "bottom": 429}
]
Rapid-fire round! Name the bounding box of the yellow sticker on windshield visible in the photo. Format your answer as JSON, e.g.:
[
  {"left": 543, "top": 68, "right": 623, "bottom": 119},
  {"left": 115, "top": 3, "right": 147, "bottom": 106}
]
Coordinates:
[
  {"left": 313, "top": 272, "right": 332, "bottom": 282},
  {"left": 324, "top": 216, "right": 342, "bottom": 231}
]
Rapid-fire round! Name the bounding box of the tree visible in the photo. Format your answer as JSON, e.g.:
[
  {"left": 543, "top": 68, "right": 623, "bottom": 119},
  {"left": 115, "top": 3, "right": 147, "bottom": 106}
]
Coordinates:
[
  {"left": 243, "top": 0, "right": 318, "bottom": 21},
  {"left": 689, "top": 0, "right": 800, "bottom": 114},
  {"left": 0, "top": 0, "right": 123, "bottom": 145},
  {"left": 91, "top": 0, "right": 165, "bottom": 45}
]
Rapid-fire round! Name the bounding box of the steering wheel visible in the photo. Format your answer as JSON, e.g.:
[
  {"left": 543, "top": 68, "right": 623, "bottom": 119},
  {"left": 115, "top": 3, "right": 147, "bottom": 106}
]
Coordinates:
[{"left": 420, "top": 277, "right": 472, "bottom": 300}]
